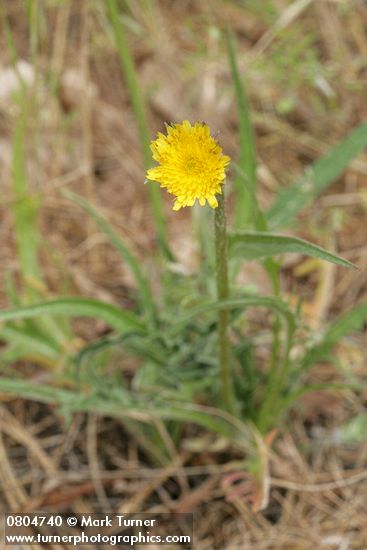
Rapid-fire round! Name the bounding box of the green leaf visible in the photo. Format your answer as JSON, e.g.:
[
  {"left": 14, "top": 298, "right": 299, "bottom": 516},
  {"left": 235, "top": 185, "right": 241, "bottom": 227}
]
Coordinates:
[
  {"left": 10, "top": 94, "right": 71, "bottom": 347},
  {"left": 267, "top": 122, "right": 367, "bottom": 229},
  {"left": 106, "top": 0, "right": 172, "bottom": 261},
  {"left": 0, "top": 378, "right": 247, "bottom": 442},
  {"left": 337, "top": 414, "right": 367, "bottom": 444},
  {"left": 0, "top": 6, "right": 19, "bottom": 66},
  {"left": 226, "top": 28, "right": 257, "bottom": 229},
  {"left": 0, "top": 378, "right": 78, "bottom": 405},
  {"left": 11, "top": 104, "right": 42, "bottom": 300},
  {"left": 323, "top": 302, "right": 367, "bottom": 344},
  {"left": 64, "top": 191, "right": 156, "bottom": 323},
  {"left": 228, "top": 230, "right": 357, "bottom": 269},
  {"left": 301, "top": 303, "right": 367, "bottom": 370},
  {"left": 0, "top": 297, "right": 145, "bottom": 334},
  {"left": 170, "top": 296, "right": 296, "bottom": 336},
  {"left": 0, "top": 324, "right": 61, "bottom": 362}
]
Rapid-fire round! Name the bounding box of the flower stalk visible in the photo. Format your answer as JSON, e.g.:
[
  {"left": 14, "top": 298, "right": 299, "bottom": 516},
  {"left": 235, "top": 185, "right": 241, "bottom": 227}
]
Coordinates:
[
  {"left": 145, "top": 120, "right": 234, "bottom": 413},
  {"left": 214, "top": 192, "right": 237, "bottom": 415}
]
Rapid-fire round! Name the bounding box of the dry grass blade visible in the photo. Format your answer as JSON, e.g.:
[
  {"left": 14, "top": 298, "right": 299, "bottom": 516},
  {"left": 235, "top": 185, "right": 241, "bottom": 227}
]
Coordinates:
[
  {"left": 271, "top": 470, "right": 367, "bottom": 492},
  {"left": 86, "top": 413, "right": 111, "bottom": 511},
  {"left": 0, "top": 406, "right": 57, "bottom": 477}
]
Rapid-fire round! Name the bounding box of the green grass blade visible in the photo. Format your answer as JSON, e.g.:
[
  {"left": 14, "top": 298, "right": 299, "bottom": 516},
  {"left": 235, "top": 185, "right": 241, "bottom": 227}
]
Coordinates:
[
  {"left": 64, "top": 191, "right": 156, "bottom": 323},
  {"left": 323, "top": 302, "right": 367, "bottom": 343},
  {"left": 24, "top": 0, "right": 40, "bottom": 62},
  {"left": 10, "top": 97, "right": 71, "bottom": 346},
  {"left": 267, "top": 122, "right": 367, "bottom": 229},
  {"left": 106, "top": 0, "right": 150, "bottom": 165},
  {"left": 226, "top": 28, "right": 257, "bottom": 229},
  {"left": 106, "top": 0, "right": 172, "bottom": 260},
  {"left": 11, "top": 107, "right": 42, "bottom": 301},
  {"left": 337, "top": 414, "right": 367, "bottom": 444},
  {"left": 0, "top": 4, "right": 19, "bottom": 66},
  {"left": 301, "top": 303, "right": 367, "bottom": 370},
  {"left": 228, "top": 230, "right": 357, "bottom": 269},
  {"left": 0, "top": 298, "right": 145, "bottom": 334},
  {"left": 4, "top": 272, "right": 21, "bottom": 306}
]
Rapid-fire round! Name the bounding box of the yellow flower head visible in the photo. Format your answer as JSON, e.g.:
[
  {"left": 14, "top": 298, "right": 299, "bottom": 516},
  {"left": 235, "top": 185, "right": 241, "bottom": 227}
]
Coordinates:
[{"left": 146, "top": 120, "right": 230, "bottom": 211}]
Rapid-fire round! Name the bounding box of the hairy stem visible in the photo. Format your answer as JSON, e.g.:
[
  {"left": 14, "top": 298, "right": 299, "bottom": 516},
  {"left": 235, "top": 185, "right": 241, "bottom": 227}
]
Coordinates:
[{"left": 215, "top": 193, "right": 236, "bottom": 415}]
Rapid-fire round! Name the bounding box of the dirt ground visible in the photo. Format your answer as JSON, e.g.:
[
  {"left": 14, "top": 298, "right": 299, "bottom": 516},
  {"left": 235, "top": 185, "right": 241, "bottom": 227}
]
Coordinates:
[{"left": 0, "top": 1, "right": 367, "bottom": 548}]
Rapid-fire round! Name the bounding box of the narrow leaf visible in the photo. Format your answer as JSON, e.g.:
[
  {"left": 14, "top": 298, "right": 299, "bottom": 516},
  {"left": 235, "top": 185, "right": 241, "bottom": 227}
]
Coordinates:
[
  {"left": 0, "top": 297, "right": 145, "bottom": 334},
  {"left": 0, "top": 378, "right": 245, "bottom": 441},
  {"left": 170, "top": 296, "right": 296, "bottom": 336},
  {"left": 267, "top": 122, "right": 367, "bottom": 228},
  {"left": 10, "top": 97, "right": 71, "bottom": 346},
  {"left": 337, "top": 414, "right": 367, "bottom": 444},
  {"left": 229, "top": 230, "right": 356, "bottom": 269},
  {"left": 301, "top": 303, "right": 367, "bottom": 370},
  {"left": 106, "top": 0, "right": 172, "bottom": 260},
  {"left": 64, "top": 191, "right": 156, "bottom": 322},
  {"left": 323, "top": 302, "right": 367, "bottom": 343},
  {"left": 11, "top": 105, "right": 42, "bottom": 298},
  {"left": 226, "top": 28, "right": 257, "bottom": 229},
  {"left": 0, "top": 324, "right": 61, "bottom": 361}
]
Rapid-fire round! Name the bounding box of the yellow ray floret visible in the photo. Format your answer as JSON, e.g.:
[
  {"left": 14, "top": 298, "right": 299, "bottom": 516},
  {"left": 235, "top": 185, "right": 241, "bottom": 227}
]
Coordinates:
[{"left": 146, "top": 120, "right": 230, "bottom": 211}]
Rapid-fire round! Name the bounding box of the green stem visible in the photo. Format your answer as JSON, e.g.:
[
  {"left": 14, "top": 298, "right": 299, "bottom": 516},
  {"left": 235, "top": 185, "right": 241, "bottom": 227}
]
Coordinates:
[{"left": 214, "top": 193, "right": 237, "bottom": 415}]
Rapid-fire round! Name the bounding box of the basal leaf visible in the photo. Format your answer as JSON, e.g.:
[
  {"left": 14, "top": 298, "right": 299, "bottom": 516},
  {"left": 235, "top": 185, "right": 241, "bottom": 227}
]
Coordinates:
[{"left": 0, "top": 297, "right": 145, "bottom": 334}]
